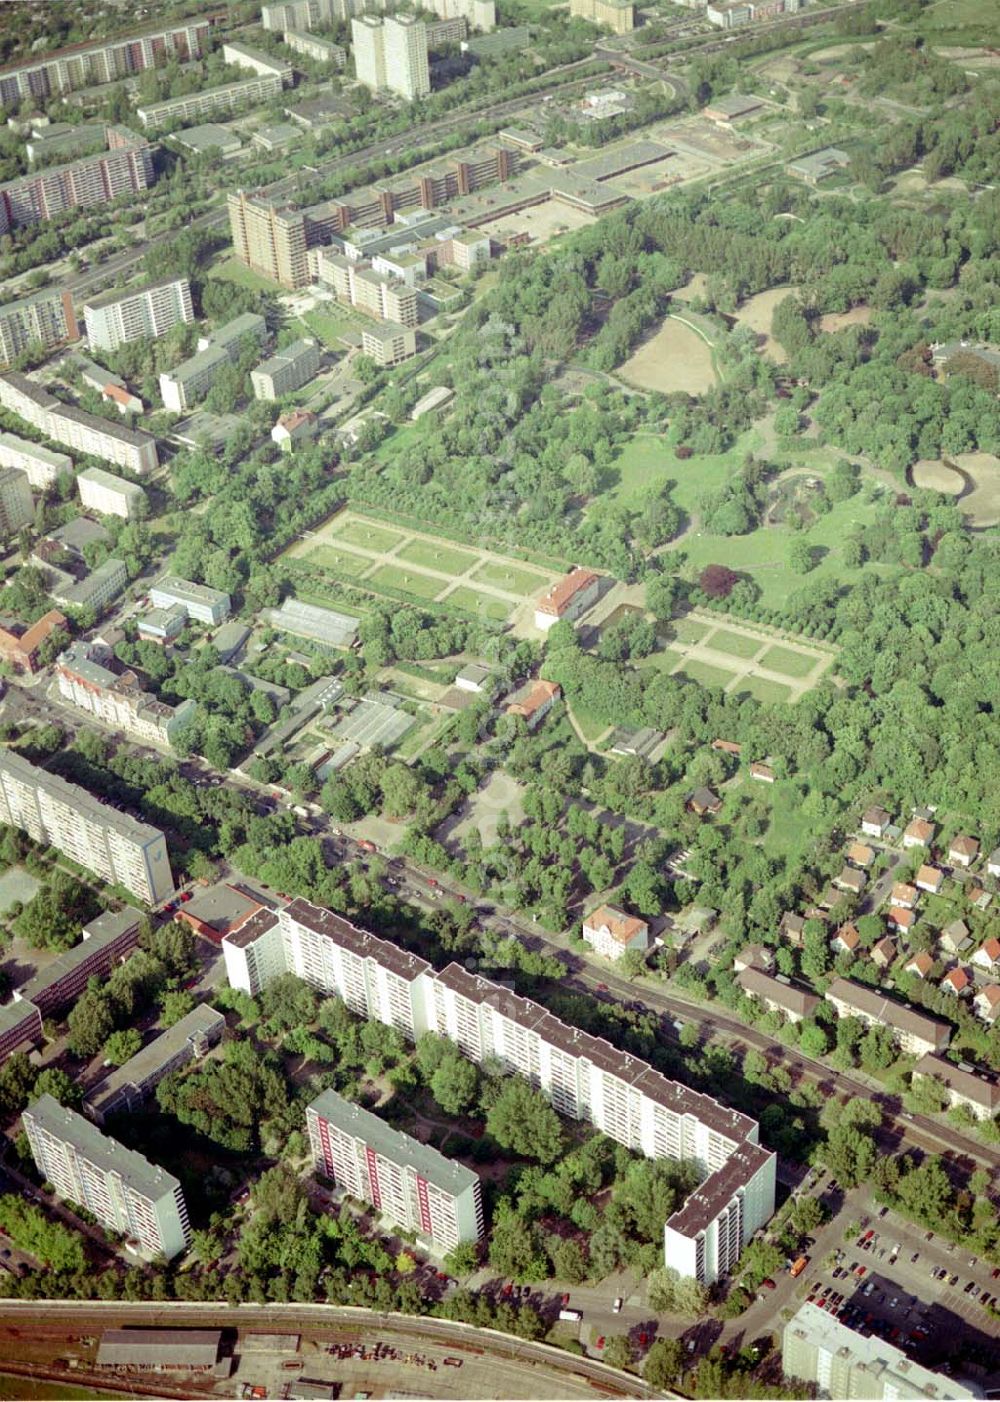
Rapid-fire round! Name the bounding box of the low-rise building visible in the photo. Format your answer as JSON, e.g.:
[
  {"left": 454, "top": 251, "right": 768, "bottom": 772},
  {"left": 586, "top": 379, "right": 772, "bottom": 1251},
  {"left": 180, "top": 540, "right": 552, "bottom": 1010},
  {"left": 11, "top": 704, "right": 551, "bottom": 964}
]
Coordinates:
[
  {"left": 887, "top": 906, "right": 914, "bottom": 935},
  {"left": 0, "top": 998, "right": 43, "bottom": 1067},
  {"left": 733, "top": 945, "right": 775, "bottom": 974},
  {"left": 736, "top": 968, "right": 819, "bottom": 1024},
  {"left": 271, "top": 408, "right": 318, "bottom": 450},
  {"left": 282, "top": 29, "right": 347, "bottom": 66},
  {"left": 96, "top": 1330, "right": 221, "bottom": 1371},
  {"left": 14, "top": 908, "right": 142, "bottom": 1017},
  {"left": 940, "top": 919, "right": 970, "bottom": 955},
  {"left": 870, "top": 937, "right": 896, "bottom": 970},
  {"left": 787, "top": 146, "right": 851, "bottom": 185},
  {"left": 56, "top": 641, "right": 197, "bottom": 748},
  {"left": 454, "top": 663, "right": 491, "bottom": 694},
  {"left": 86, "top": 1005, "right": 226, "bottom": 1123},
  {"left": 136, "top": 74, "right": 286, "bottom": 132},
  {"left": 149, "top": 576, "right": 230, "bottom": 626},
  {"left": 77, "top": 466, "right": 146, "bottom": 521},
  {"left": 972, "top": 937, "right": 1000, "bottom": 973},
  {"left": 534, "top": 567, "right": 601, "bottom": 631},
  {"left": 834, "top": 866, "right": 865, "bottom": 897},
  {"left": 749, "top": 761, "right": 776, "bottom": 783},
  {"left": 137, "top": 605, "right": 187, "bottom": 645},
  {"left": 0, "top": 609, "right": 67, "bottom": 673},
  {"left": 902, "top": 817, "right": 934, "bottom": 849},
  {"left": 581, "top": 904, "right": 649, "bottom": 962},
  {"left": 51, "top": 557, "right": 128, "bottom": 614},
  {"left": 949, "top": 834, "right": 979, "bottom": 867},
  {"left": 973, "top": 985, "right": 1000, "bottom": 1023},
  {"left": 688, "top": 787, "right": 722, "bottom": 817},
  {"left": 905, "top": 952, "right": 933, "bottom": 979},
  {"left": 251, "top": 338, "right": 320, "bottom": 400},
  {"left": 825, "top": 977, "right": 951, "bottom": 1057},
  {"left": 172, "top": 124, "right": 243, "bottom": 159},
  {"left": 221, "top": 41, "right": 293, "bottom": 83},
  {"left": 891, "top": 882, "right": 918, "bottom": 910},
  {"left": 831, "top": 925, "right": 860, "bottom": 957},
  {"left": 987, "top": 848, "right": 1000, "bottom": 878},
  {"left": 505, "top": 678, "right": 560, "bottom": 729},
  {"left": 912, "top": 1053, "right": 1000, "bottom": 1121},
  {"left": 941, "top": 967, "right": 970, "bottom": 997},
  {"left": 845, "top": 842, "right": 875, "bottom": 869},
  {"left": 915, "top": 864, "right": 943, "bottom": 894},
  {"left": 861, "top": 806, "right": 891, "bottom": 838}
]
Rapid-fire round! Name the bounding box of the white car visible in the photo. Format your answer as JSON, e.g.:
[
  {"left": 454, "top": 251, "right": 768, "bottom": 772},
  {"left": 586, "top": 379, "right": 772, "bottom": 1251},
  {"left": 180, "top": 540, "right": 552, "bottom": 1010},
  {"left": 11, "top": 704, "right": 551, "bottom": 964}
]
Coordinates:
[{"left": 613, "top": 1298, "right": 623, "bottom": 1313}]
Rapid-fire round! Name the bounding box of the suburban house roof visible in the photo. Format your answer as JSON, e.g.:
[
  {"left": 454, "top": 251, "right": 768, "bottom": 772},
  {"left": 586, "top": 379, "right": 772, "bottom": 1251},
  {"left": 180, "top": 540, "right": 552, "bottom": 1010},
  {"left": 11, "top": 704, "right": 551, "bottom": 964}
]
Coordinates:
[
  {"left": 905, "top": 952, "right": 933, "bottom": 978},
  {"left": 888, "top": 906, "right": 915, "bottom": 931},
  {"left": 862, "top": 805, "right": 890, "bottom": 827},
  {"left": 891, "top": 882, "right": 917, "bottom": 906},
  {"left": 915, "top": 863, "right": 943, "bottom": 889},
  {"left": 977, "top": 937, "right": 1000, "bottom": 965},
  {"left": 833, "top": 925, "right": 860, "bottom": 952},
  {"left": 836, "top": 866, "right": 865, "bottom": 892},
  {"left": 871, "top": 937, "right": 896, "bottom": 967},
  {"left": 846, "top": 843, "right": 875, "bottom": 867},
  {"left": 975, "top": 985, "right": 1000, "bottom": 1019},
  {"left": 711, "top": 738, "right": 741, "bottom": 755},
  {"left": 749, "top": 761, "right": 776, "bottom": 781},
  {"left": 904, "top": 818, "right": 934, "bottom": 843},
  {"left": 941, "top": 967, "right": 970, "bottom": 993},
  {"left": 535, "top": 567, "right": 600, "bottom": 618},
  {"left": 689, "top": 787, "right": 721, "bottom": 813},
  {"left": 583, "top": 904, "right": 648, "bottom": 945},
  {"left": 950, "top": 835, "right": 979, "bottom": 860},
  {"left": 506, "top": 678, "right": 560, "bottom": 720}
]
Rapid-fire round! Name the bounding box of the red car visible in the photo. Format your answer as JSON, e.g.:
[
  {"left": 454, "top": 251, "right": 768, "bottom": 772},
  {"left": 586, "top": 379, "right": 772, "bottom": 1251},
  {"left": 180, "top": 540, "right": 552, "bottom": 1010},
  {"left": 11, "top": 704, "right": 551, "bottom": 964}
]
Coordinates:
[
  {"left": 762, "top": 1278, "right": 776, "bottom": 1290},
  {"left": 561, "top": 1293, "right": 571, "bottom": 1306},
  {"left": 638, "top": 1332, "right": 649, "bottom": 1347},
  {"left": 179, "top": 891, "right": 193, "bottom": 903},
  {"left": 596, "top": 983, "right": 609, "bottom": 993},
  {"left": 596, "top": 1337, "right": 605, "bottom": 1350},
  {"left": 428, "top": 877, "right": 440, "bottom": 888}
]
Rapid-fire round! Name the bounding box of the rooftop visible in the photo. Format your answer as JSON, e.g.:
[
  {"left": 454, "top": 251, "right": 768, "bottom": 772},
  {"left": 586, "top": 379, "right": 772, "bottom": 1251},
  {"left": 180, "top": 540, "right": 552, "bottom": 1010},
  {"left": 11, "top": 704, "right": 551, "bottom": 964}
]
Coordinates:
[
  {"left": 96, "top": 1329, "right": 221, "bottom": 1369},
  {"left": 16, "top": 908, "right": 141, "bottom": 1006},
  {"left": 87, "top": 1005, "right": 225, "bottom": 1116},
  {"left": 25, "top": 1094, "right": 182, "bottom": 1201},
  {"left": 736, "top": 967, "right": 819, "bottom": 1019},
  {"left": 826, "top": 977, "right": 950, "bottom": 1047}
]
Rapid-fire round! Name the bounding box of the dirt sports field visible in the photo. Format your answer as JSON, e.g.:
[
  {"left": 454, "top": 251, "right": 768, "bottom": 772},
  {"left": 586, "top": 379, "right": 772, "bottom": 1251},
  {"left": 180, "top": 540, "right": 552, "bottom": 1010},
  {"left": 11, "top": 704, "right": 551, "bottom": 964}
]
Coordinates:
[
  {"left": 818, "top": 304, "right": 873, "bottom": 333},
  {"left": 284, "top": 509, "right": 564, "bottom": 633},
  {"left": 617, "top": 315, "right": 717, "bottom": 394}
]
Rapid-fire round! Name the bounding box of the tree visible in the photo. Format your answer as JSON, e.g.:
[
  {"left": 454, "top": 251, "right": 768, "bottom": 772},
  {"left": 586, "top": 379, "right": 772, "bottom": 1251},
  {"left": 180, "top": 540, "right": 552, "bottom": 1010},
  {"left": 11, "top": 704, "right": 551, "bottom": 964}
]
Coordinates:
[
  {"left": 66, "top": 987, "right": 115, "bottom": 1058},
  {"left": 443, "top": 1240, "right": 479, "bottom": 1276},
  {"left": 485, "top": 1079, "right": 565, "bottom": 1165},
  {"left": 32, "top": 1067, "right": 82, "bottom": 1109},
  {"left": 549, "top": 1236, "right": 587, "bottom": 1284},
  {"left": 788, "top": 538, "right": 815, "bottom": 575},
  {"left": 260, "top": 974, "right": 318, "bottom": 1032},
  {"left": 603, "top": 1336, "right": 631, "bottom": 1370},
  {"left": 430, "top": 1056, "right": 479, "bottom": 1116},
  {"left": 699, "top": 565, "right": 740, "bottom": 599},
  {"left": 799, "top": 1022, "right": 830, "bottom": 1058},
  {"left": 0, "top": 1196, "right": 85, "bottom": 1272},
  {"left": 645, "top": 1338, "right": 684, "bottom": 1390},
  {"left": 103, "top": 1028, "right": 142, "bottom": 1065},
  {"left": 159, "top": 989, "right": 195, "bottom": 1027}
]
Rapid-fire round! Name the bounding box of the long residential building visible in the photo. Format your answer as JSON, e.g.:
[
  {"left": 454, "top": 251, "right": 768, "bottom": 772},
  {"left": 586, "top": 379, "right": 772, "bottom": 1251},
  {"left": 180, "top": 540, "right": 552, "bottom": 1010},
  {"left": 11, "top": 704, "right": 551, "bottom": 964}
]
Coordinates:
[
  {"left": 222, "top": 42, "right": 293, "bottom": 82},
  {"left": 282, "top": 30, "right": 347, "bottom": 66},
  {"left": 314, "top": 253, "right": 418, "bottom": 326},
  {"left": 307, "top": 1088, "right": 484, "bottom": 1250},
  {"left": 0, "top": 750, "right": 174, "bottom": 906},
  {"left": 87, "top": 1005, "right": 226, "bottom": 1124},
  {"left": 24, "top": 1094, "right": 191, "bottom": 1260},
  {"left": 158, "top": 313, "right": 267, "bottom": 412},
  {"left": 825, "top": 977, "right": 951, "bottom": 1058},
  {"left": 0, "top": 128, "right": 154, "bottom": 235},
  {"left": 13, "top": 908, "right": 142, "bottom": 1017},
  {"left": 0, "top": 21, "right": 211, "bottom": 103},
  {"left": 56, "top": 641, "right": 197, "bottom": 749},
  {"left": 262, "top": 0, "right": 494, "bottom": 30},
  {"left": 251, "top": 338, "right": 321, "bottom": 400},
  {"left": 0, "top": 372, "right": 158, "bottom": 477},
  {"left": 136, "top": 75, "right": 286, "bottom": 133},
  {"left": 83, "top": 279, "right": 194, "bottom": 353},
  {"left": 223, "top": 898, "right": 776, "bottom": 1284},
  {"left": 0, "top": 289, "right": 79, "bottom": 367},
  {"left": 0, "top": 467, "right": 33, "bottom": 539},
  {"left": 0, "top": 998, "right": 43, "bottom": 1067},
  {"left": 77, "top": 465, "right": 146, "bottom": 521},
  {"left": 0, "top": 433, "right": 72, "bottom": 490}
]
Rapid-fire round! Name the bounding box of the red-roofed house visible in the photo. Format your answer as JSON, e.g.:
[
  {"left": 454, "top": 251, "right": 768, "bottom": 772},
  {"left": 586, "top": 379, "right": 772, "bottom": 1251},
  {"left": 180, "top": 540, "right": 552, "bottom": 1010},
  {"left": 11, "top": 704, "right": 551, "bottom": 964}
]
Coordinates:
[
  {"left": 0, "top": 610, "right": 68, "bottom": 674},
  {"left": 972, "top": 938, "right": 1000, "bottom": 973},
  {"left": 847, "top": 843, "right": 875, "bottom": 869},
  {"left": 534, "top": 567, "right": 601, "bottom": 631},
  {"left": 949, "top": 835, "right": 979, "bottom": 867},
  {"left": 711, "top": 739, "right": 741, "bottom": 756},
  {"left": 915, "top": 864, "right": 943, "bottom": 895},
  {"left": 941, "top": 967, "right": 971, "bottom": 996},
  {"left": 749, "top": 762, "right": 776, "bottom": 783},
  {"left": 973, "top": 985, "right": 1000, "bottom": 1023},
  {"left": 871, "top": 937, "right": 896, "bottom": 970},
  {"left": 905, "top": 952, "right": 933, "bottom": 979},
  {"left": 831, "top": 925, "right": 860, "bottom": 956},
  {"left": 102, "top": 380, "right": 143, "bottom": 415},
  {"left": 903, "top": 818, "right": 935, "bottom": 849},
  {"left": 888, "top": 906, "right": 915, "bottom": 935},
  {"left": 506, "top": 678, "right": 560, "bottom": 729},
  {"left": 272, "top": 408, "right": 318, "bottom": 450},
  {"left": 582, "top": 904, "right": 650, "bottom": 962}
]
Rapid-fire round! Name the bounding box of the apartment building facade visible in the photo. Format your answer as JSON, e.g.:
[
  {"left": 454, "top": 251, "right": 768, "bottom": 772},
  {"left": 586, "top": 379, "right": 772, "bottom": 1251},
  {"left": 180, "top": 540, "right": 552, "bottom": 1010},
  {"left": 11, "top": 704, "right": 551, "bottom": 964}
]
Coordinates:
[
  {"left": 0, "top": 999, "right": 43, "bottom": 1067},
  {"left": 282, "top": 30, "right": 347, "bottom": 66},
  {"left": 825, "top": 977, "right": 951, "bottom": 1057},
  {"left": 83, "top": 278, "right": 194, "bottom": 353},
  {"left": 56, "top": 642, "right": 197, "bottom": 749},
  {"left": 0, "top": 467, "right": 33, "bottom": 540},
  {"left": 0, "top": 21, "right": 210, "bottom": 104},
  {"left": 263, "top": 0, "right": 492, "bottom": 30},
  {"left": 352, "top": 15, "right": 430, "bottom": 100},
  {"left": 51, "top": 556, "right": 129, "bottom": 615},
  {"left": 0, "top": 288, "right": 79, "bottom": 367},
  {"left": 361, "top": 321, "right": 417, "bottom": 367},
  {"left": 0, "top": 130, "right": 155, "bottom": 235},
  {"left": 0, "top": 373, "right": 158, "bottom": 476},
  {"left": 581, "top": 904, "right": 650, "bottom": 962},
  {"left": 14, "top": 908, "right": 142, "bottom": 1017},
  {"left": 0, "top": 433, "right": 72, "bottom": 489},
  {"left": 77, "top": 466, "right": 145, "bottom": 521},
  {"left": 0, "top": 749, "right": 174, "bottom": 906},
  {"left": 223, "top": 898, "right": 776, "bottom": 1283},
  {"left": 149, "top": 576, "right": 231, "bottom": 625},
  {"left": 221, "top": 42, "right": 293, "bottom": 82},
  {"left": 159, "top": 313, "right": 266, "bottom": 412},
  {"left": 569, "top": 0, "right": 636, "bottom": 30},
  {"left": 315, "top": 253, "right": 418, "bottom": 326},
  {"left": 307, "top": 1088, "right": 484, "bottom": 1250},
  {"left": 87, "top": 1006, "right": 226, "bottom": 1124},
  {"left": 137, "top": 74, "right": 286, "bottom": 132},
  {"left": 251, "top": 338, "right": 321, "bottom": 400},
  {"left": 24, "top": 1095, "right": 191, "bottom": 1260}
]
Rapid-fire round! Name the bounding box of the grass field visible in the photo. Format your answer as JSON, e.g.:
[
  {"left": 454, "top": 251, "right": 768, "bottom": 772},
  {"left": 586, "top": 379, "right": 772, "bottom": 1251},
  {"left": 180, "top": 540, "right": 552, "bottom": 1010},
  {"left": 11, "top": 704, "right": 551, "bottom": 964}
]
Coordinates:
[
  {"left": 332, "top": 519, "right": 406, "bottom": 553},
  {"left": 606, "top": 434, "right": 676, "bottom": 510},
  {"left": 396, "top": 538, "right": 480, "bottom": 576},
  {"left": 618, "top": 315, "right": 718, "bottom": 395},
  {"left": 676, "top": 659, "right": 736, "bottom": 690},
  {"left": 569, "top": 698, "right": 610, "bottom": 744},
  {"left": 734, "top": 676, "right": 794, "bottom": 704},
  {"left": 759, "top": 644, "right": 821, "bottom": 678},
  {"left": 306, "top": 544, "right": 372, "bottom": 577},
  {"left": 209, "top": 255, "right": 281, "bottom": 292},
  {"left": 446, "top": 586, "right": 513, "bottom": 621},
  {"left": 301, "top": 309, "right": 356, "bottom": 350},
  {"left": 670, "top": 617, "right": 712, "bottom": 644},
  {"left": 369, "top": 563, "right": 445, "bottom": 600},
  {"left": 706, "top": 627, "right": 763, "bottom": 659},
  {"left": 470, "top": 560, "right": 553, "bottom": 595}
]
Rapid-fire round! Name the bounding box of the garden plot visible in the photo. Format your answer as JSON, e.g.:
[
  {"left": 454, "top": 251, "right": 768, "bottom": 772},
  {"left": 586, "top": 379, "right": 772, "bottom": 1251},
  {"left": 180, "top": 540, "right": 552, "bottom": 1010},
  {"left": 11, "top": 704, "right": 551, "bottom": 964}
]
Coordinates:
[{"left": 644, "top": 610, "right": 835, "bottom": 703}]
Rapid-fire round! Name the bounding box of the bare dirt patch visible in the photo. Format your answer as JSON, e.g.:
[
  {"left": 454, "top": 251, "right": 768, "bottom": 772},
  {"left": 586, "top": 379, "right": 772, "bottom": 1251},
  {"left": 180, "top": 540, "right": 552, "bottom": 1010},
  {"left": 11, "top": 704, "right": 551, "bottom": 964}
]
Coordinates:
[
  {"left": 732, "top": 286, "right": 799, "bottom": 363},
  {"left": 911, "top": 459, "right": 964, "bottom": 495},
  {"left": 672, "top": 272, "right": 710, "bottom": 303},
  {"left": 617, "top": 316, "right": 717, "bottom": 395},
  {"left": 953, "top": 452, "right": 1000, "bottom": 527},
  {"left": 819, "top": 304, "right": 873, "bottom": 334},
  {"left": 438, "top": 770, "right": 528, "bottom": 851}
]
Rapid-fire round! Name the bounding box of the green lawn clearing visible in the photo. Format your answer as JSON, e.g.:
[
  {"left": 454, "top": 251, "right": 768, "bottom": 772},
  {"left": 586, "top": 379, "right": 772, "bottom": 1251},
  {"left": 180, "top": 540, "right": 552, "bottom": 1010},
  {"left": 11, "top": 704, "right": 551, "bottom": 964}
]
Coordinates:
[
  {"left": 368, "top": 563, "right": 444, "bottom": 600},
  {"left": 733, "top": 675, "right": 794, "bottom": 705},
  {"left": 396, "top": 537, "right": 480, "bottom": 576},
  {"left": 307, "top": 544, "right": 373, "bottom": 578},
  {"left": 569, "top": 699, "right": 610, "bottom": 744},
  {"left": 675, "top": 659, "right": 737, "bottom": 691},
  {"left": 606, "top": 433, "right": 678, "bottom": 509},
  {"left": 445, "top": 586, "right": 513, "bottom": 622},
  {"left": 301, "top": 309, "right": 356, "bottom": 350},
  {"left": 470, "top": 560, "right": 553, "bottom": 596},
  {"left": 667, "top": 616, "right": 712, "bottom": 645},
  {"left": 331, "top": 518, "right": 406, "bottom": 554},
  {"left": 209, "top": 256, "right": 281, "bottom": 292},
  {"left": 704, "top": 627, "right": 763, "bottom": 660},
  {"left": 758, "top": 644, "right": 823, "bottom": 678}
]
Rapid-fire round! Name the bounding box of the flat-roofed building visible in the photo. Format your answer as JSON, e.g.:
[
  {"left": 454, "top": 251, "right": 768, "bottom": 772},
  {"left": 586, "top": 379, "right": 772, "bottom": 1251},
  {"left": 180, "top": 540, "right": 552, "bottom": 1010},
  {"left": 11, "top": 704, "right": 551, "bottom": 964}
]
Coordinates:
[
  {"left": 360, "top": 320, "right": 416, "bottom": 367},
  {"left": 24, "top": 1095, "right": 190, "bottom": 1260},
  {"left": 0, "top": 750, "right": 174, "bottom": 907},
  {"left": 0, "top": 372, "right": 157, "bottom": 476},
  {"left": 87, "top": 1006, "right": 226, "bottom": 1123},
  {"left": 0, "top": 433, "right": 72, "bottom": 489},
  {"left": 283, "top": 30, "right": 347, "bottom": 66},
  {"left": 83, "top": 278, "right": 194, "bottom": 353},
  {"left": 149, "top": 575, "right": 230, "bottom": 626},
  {"left": 159, "top": 313, "right": 266, "bottom": 412},
  {"left": 251, "top": 338, "right": 321, "bottom": 400},
  {"left": 222, "top": 42, "right": 293, "bottom": 82},
  {"left": 307, "top": 1088, "right": 483, "bottom": 1249},
  {"left": 51, "top": 557, "right": 129, "bottom": 615},
  {"left": 77, "top": 466, "right": 146, "bottom": 521},
  {"left": 0, "top": 21, "right": 210, "bottom": 103},
  {"left": 0, "top": 467, "right": 33, "bottom": 539},
  {"left": 173, "top": 123, "right": 243, "bottom": 159},
  {"left": 0, "top": 129, "right": 154, "bottom": 236},
  {"left": 14, "top": 909, "right": 142, "bottom": 1016},
  {"left": 570, "top": 0, "right": 635, "bottom": 31},
  {"left": 352, "top": 15, "right": 430, "bottom": 100},
  {"left": 96, "top": 1329, "right": 221, "bottom": 1370},
  {"left": 0, "top": 998, "right": 43, "bottom": 1067},
  {"left": 0, "top": 288, "right": 79, "bottom": 367},
  {"left": 826, "top": 977, "right": 951, "bottom": 1058},
  {"left": 136, "top": 75, "right": 286, "bottom": 133}
]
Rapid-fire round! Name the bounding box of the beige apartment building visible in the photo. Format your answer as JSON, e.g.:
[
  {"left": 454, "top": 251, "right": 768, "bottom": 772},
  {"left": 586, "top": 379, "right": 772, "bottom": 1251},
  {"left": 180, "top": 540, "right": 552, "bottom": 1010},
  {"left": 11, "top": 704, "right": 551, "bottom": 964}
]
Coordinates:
[
  {"left": 569, "top": 0, "right": 635, "bottom": 31},
  {"left": 352, "top": 15, "right": 430, "bottom": 100}
]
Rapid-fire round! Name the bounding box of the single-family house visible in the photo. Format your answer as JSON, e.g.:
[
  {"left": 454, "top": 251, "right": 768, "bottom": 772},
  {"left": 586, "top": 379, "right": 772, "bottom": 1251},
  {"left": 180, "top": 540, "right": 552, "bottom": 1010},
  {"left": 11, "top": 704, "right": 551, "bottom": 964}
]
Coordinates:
[
  {"left": 688, "top": 787, "right": 722, "bottom": 817},
  {"left": 973, "top": 985, "right": 1000, "bottom": 1023},
  {"left": 834, "top": 866, "right": 866, "bottom": 897},
  {"left": 735, "top": 968, "right": 820, "bottom": 1024},
  {"left": 846, "top": 842, "right": 875, "bottom": 869},
  {"left": 831, "top": 925, "right": 860, "bottom": 956},
  {"left": 891, "top": 882, "right": 918, "bottom": 910},
  {"left": 902, "top": 818, "right": 935, "bottom": 850},
  {"left": 941, "top": 967, "right": 971, "bottom": 996},
  {"left": 711, "top": 739, "right": 741, "bottom": 756},
  {"left": 941, "top": 919, "right": 971, "bottom": 955},
  {"left": 581, "top": 904, "right": 650, "bottom": 963},
  {"left": 987, "top": 848, "right": 1000, "bottom": 879},
  {"left": 780, "top": 912, "right": 806, "bottom": 948},
  {"left": 821, "top": 884, "right": 847, "bottom": 912},
  {"left": 969, "top": 886, "right": 993, "bottom": 912},
  {"left": 871, "top": 937, "right": 896, "bottom": 970},
  {"left": 915, "top": 864, "right": 943, "bottom": 895},
  {"left": 972, "top": 938, "right": 1000, "bottom": 973},
  {"left": 749, "top": 761, "right": 776, "bottom": 783},
  {"left": 888, "top": 906, "right": 915, "bottom": 935},
  {"left": 505, "top": 679, "right": 560, "bottom": 730},
  {"left": 825, "top": 977, "right": 950, "bottom": 1056},
  {"left": 734, "top": 944, "right": 776, "bottom": 974},
  {"left": 861, "top": 806, "right": 891, "bottom": 838},
  {"left": 905, "top": 952, "right": 933, "bottom": 980},
  {"left": 949, "top": 835, "right": 979, "bottom": 868},
  {"left": 912, "top": 1053, "right": 1000, "bottom": 1122}
]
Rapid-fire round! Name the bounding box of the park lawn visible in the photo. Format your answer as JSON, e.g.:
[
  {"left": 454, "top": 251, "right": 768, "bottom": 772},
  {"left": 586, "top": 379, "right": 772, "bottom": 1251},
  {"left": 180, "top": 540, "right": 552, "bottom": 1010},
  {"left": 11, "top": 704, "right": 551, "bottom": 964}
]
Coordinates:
[
  {"left": 733, "top": 675, "right": 794, "bottom": 705},
  {"left": 470, "top": 559, "right": 553, "bottom": 596},
  {"left": 675, "top": 658, "right": 738, "bottom": 691},
  {"left": 704, "top": 626, "right": 763, "bottom": 660},
  {"left": 368, "top": 563, "right": 444, "bottom": 600},
  {"left": 209, "top": 256, "right": 281, "bottom": 293},
  {"left": 606, "top": 434, "right": 677, "bottom": 509},
  {"left": 636, "top": 644, "right": 685, "bottom": 673},
  {"left": 667, "top": 427, "right": 764, "bottom": 519},
  {"left": 569, "top": 698, "right": 610, "bottom": 744},
  {"left": 758, "top": 644, "right": 823, "bottom": 678},
  {"left": 301, "top": 308, "right": 356, "bottom": 350},
  {"left": 446, "top": 586, "right": 513, "bottom": 622},
  {"left": 332, "top": 518, "right": 407, "bottom": 554},
  {"left": 760, "top": 780, "right": 829, "bottom": 861},
  {"left": 668, "top": 616, "right": 712, "bottom": 645},
  {"left": 396, "top": 537, "right": 480, "bottom": 576},
  {"left": 306, "top": 544, "right": 373, "bottom": 578}
]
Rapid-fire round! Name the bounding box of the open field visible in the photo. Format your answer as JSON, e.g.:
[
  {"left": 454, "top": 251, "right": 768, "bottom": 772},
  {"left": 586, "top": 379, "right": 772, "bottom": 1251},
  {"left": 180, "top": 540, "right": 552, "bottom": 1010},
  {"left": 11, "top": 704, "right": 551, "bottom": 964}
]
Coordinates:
[
  {"left": 300, "top": 309, "right": 356, "bottom": 349},
  {"left": 733, "top": 675, "right": 794, "bottom": 704},
  {"left": 819, "top": 304, "right": 873, "bottom": 334},
  {"left": 604, "top": 434, "right": 675, "bottom": 509},
  {"left": 705, "top": 627, "right": 762, "bottom": 659},
  {"left": 396, "top": 538, "right": 480, "bottom": 575},
  {"left": 675, "top": 658, "right": 736, "bottom": 690},
  {"left": 369, "top": 563, "right": 445, "bottom": 600},
  {"left": 671, "top": 616, "right": 712, "bottom": 644},
  {"left": 732, "top": 286, "right": 799, "bottom": 363},
  {"left": 617, "top": 316, "right": 718, "bottom": 395},
  {"left": 209, "top": 255, "right": 281, "bottom": 292},
  {"left": 305, "top": 543, "right": 373, "bottom": 577},
  {"left": 758, "top": 644, "right": 818, "bottom": 678},
  {"left": 446, "top": 586, "right": 514, "bottom": 621},
  {"left": 439, "top": 770, "right": 528, "bottom": 850},
  {"left": 333, "top": 519, "right": 406, "bottom": 554}
]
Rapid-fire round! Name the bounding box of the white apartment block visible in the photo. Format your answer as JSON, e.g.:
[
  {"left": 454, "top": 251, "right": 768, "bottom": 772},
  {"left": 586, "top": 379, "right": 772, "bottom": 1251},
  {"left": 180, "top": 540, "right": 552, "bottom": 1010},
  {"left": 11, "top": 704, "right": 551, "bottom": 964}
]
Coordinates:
[
  {"left": 0, "top": 288, "right": 79, "bottom": 367},
  {"left": 361, "top": 321, "right": 417, "bottom": 367},
  {"left": 263, "top": 0, "right": 492, "bottom": 29},
  {"left": 282, "top": 30, "right": 347, "bottom": 66},
  {"left": 0, "top": 748, "right": 174, "bottom": 906},
  {"left": 582, "top": 904, "right": 650, "bottom": 962},
  {"left": 149, "top": 576, "right": 230, "bottom": 626},
  {"left": 159, "top": 312, "right": 267, "bottom": 412},
  {"left": 136, "top": 75, "right": 286, "bottom": 133},
  {"left": 77, "top": 466, "right": 146, "bottom": 521},
  {"left": 251, "top": 338, "right": 321, "bottom": 400},
  {"left": 352, "top": 15, "right": 430, "bottom": 100},
  {"left": 223, "top": 898, "right": 776, "bottom": 1283},
  {"left": 222, "top": 42, "right": 293, "bottom": 81},
  {"left": 0, "top": 433, "right": 72, "bottom": 490},
  {"left": 83, "top": 279, "right": 194, "bottom": 353},
  {"left": 307, "top": 1088, "right": 483, "bottom": 1251},
  {"left": 315, "top": 252, "right": 418, "bottom": 326},
  {"left": 0, "top": 467, "right": 33, "bottom": 539},
  {"left": 51, "top": 557, "right": 129, "bottom": 615},
  {"left": 56, "top": 642, "right": 197, "bottom": 750},
  {"left": 24, "top": 1094, "right": 191, "bottom": 1261},
  {"left": 0, "top": 372, "right": 157, "bottom": 477}
]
